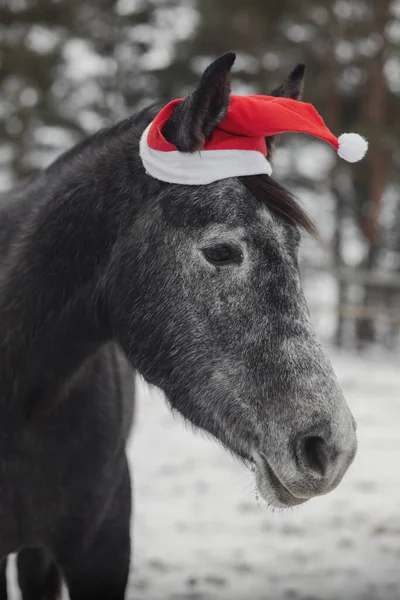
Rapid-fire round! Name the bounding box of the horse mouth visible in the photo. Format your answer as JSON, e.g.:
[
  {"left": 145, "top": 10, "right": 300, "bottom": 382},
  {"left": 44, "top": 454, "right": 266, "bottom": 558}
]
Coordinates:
[{"left": 253, "top": 454, "right": 308, "bottom": 509}]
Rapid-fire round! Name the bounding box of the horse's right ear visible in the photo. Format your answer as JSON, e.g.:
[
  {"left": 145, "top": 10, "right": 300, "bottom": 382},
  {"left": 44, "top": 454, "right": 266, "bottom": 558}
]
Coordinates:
[
  {"left": 270, "top": 63, "right": 306, "bottom": 101},
  {"left": 266, "top": 63, "right": 306, "bottom": 157},
  {"left": 162, "top": 52, "right": 236, "bottom": 153}
]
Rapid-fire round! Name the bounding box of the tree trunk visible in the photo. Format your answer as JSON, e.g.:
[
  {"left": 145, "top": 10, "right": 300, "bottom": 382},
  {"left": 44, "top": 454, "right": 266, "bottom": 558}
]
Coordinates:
[
  {"left": 357, "top": 0, "right": 390, "bottom": 347},
  {"left": 324, "top": 6, "right": 346, "bottom": 347}
]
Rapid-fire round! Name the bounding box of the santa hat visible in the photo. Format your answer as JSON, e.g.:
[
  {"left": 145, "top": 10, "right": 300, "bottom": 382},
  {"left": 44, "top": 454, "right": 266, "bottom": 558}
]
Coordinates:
[{"left": 140, "top": 95, "right": 368, "bottom": 185}]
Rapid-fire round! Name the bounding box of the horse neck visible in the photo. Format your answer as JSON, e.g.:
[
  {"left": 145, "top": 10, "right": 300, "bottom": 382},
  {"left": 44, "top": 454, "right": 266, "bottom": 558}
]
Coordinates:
[{"left": 0, "top": 117, "right": 147, "bottom": 403}]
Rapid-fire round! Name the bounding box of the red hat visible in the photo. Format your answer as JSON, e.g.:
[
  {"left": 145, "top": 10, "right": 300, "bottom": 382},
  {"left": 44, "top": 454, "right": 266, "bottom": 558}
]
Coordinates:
[{"left": 140, "top": 95, "right": 368, "bottom": 185}]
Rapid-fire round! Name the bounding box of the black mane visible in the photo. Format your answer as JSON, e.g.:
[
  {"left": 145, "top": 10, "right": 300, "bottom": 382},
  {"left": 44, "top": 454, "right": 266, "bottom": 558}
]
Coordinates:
[{"left": 241, "top": 174, "right": 318, "bottom": 237}]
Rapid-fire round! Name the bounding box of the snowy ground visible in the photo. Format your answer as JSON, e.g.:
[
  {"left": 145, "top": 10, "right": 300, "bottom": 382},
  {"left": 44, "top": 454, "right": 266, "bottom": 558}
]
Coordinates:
[{"left": 128, "top": 349, "right": 400, "bottom": 600}]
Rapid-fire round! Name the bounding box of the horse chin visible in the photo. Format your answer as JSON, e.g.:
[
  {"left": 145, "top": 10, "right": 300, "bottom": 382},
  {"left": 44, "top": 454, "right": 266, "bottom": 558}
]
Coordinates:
[{"left": 252, "top": 454, "right": 308, "bottom": 509}]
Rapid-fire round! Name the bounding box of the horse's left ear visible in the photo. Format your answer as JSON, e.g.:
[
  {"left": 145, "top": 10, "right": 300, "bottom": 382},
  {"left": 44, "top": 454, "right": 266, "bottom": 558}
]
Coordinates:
[
  {"left": 162, "top": 52, "right": 236, "bottom": 153},
  {"left": 270, "top": 63, "right": 305, "bottom": 101},
  {"left": 267, "top": 63, "right": 306, "bottom": 155}
]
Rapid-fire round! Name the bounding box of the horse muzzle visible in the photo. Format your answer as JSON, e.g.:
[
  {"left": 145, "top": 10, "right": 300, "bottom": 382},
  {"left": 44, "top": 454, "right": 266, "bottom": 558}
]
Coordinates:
[{"left": 253, "top": 409, "right": 358, "bottom": 508}]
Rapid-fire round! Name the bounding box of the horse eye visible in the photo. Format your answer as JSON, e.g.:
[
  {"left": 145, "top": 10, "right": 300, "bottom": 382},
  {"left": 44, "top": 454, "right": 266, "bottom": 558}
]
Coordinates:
[{"left": 202, "top": 244, "right": 243, "bottom": 266}]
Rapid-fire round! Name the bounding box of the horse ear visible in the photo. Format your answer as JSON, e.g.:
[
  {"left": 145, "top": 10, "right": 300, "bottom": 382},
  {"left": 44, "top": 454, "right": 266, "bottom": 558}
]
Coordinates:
[
  {"left": 270, "top": 63, "right": 305, "bottom": 101},
  {"left": 267, "top": 63, "right": 306, "bottom": 156},
  {"left": 162, "top": 52, "right": 236, "bottom": 153}
]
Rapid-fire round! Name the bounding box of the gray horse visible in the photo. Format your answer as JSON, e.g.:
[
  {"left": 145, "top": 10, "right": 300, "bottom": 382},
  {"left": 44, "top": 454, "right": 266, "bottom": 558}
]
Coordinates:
[{"left": 0, "top": 53, "right": 357, "bottom": 599}]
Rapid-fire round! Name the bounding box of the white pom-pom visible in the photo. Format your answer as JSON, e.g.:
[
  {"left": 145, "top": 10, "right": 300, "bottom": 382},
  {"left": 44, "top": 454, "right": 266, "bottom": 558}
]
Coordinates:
[{"left": 337, "top": 133, "right": 368, "bottom": 163}]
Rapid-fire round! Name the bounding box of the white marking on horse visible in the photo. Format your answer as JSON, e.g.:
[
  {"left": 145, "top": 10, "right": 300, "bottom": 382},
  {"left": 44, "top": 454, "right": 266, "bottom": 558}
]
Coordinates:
[{"left": 5, "top": 554, "right": 22, "bottom": 600}]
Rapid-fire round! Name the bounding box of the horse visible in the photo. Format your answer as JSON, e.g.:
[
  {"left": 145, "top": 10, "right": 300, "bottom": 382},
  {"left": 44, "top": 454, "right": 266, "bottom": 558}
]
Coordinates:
[{"left": 0, "top": 52, "right": 357, "bottom": 599}]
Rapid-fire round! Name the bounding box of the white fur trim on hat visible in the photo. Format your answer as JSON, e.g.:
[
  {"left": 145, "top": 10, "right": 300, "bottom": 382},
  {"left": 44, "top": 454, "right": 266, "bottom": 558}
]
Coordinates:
[
  {"left": 139, "top": 125, "right": 272, "bottom": 185},
  {"left": 337, "top": 133, "right": 368, "bottom": 163}
]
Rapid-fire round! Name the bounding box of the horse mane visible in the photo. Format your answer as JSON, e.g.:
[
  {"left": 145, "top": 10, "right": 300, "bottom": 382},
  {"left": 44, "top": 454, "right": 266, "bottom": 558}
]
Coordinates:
[
  {"left": 240, "top": 174, "right": 318, "bottom": 238},
  {"left": 46, "top": 102, "right": 164, "bottom": 176}
]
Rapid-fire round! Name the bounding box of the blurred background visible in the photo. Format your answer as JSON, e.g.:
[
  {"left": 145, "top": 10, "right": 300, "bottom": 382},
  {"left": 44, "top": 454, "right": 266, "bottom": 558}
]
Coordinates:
[{"left": 1, "top": 1, "right": 400, "bottom": 599}]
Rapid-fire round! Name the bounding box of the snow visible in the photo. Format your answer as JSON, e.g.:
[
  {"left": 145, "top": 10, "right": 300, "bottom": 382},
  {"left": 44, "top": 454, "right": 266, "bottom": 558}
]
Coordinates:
[{"left": 128, "top": 350, "right": 400, "bottom": 600}]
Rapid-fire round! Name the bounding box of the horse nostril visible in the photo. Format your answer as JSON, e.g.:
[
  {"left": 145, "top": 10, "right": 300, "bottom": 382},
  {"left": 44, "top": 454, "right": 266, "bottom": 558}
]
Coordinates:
[{"left": 301, "top": 435, "right": 327, "bottom": 477}]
